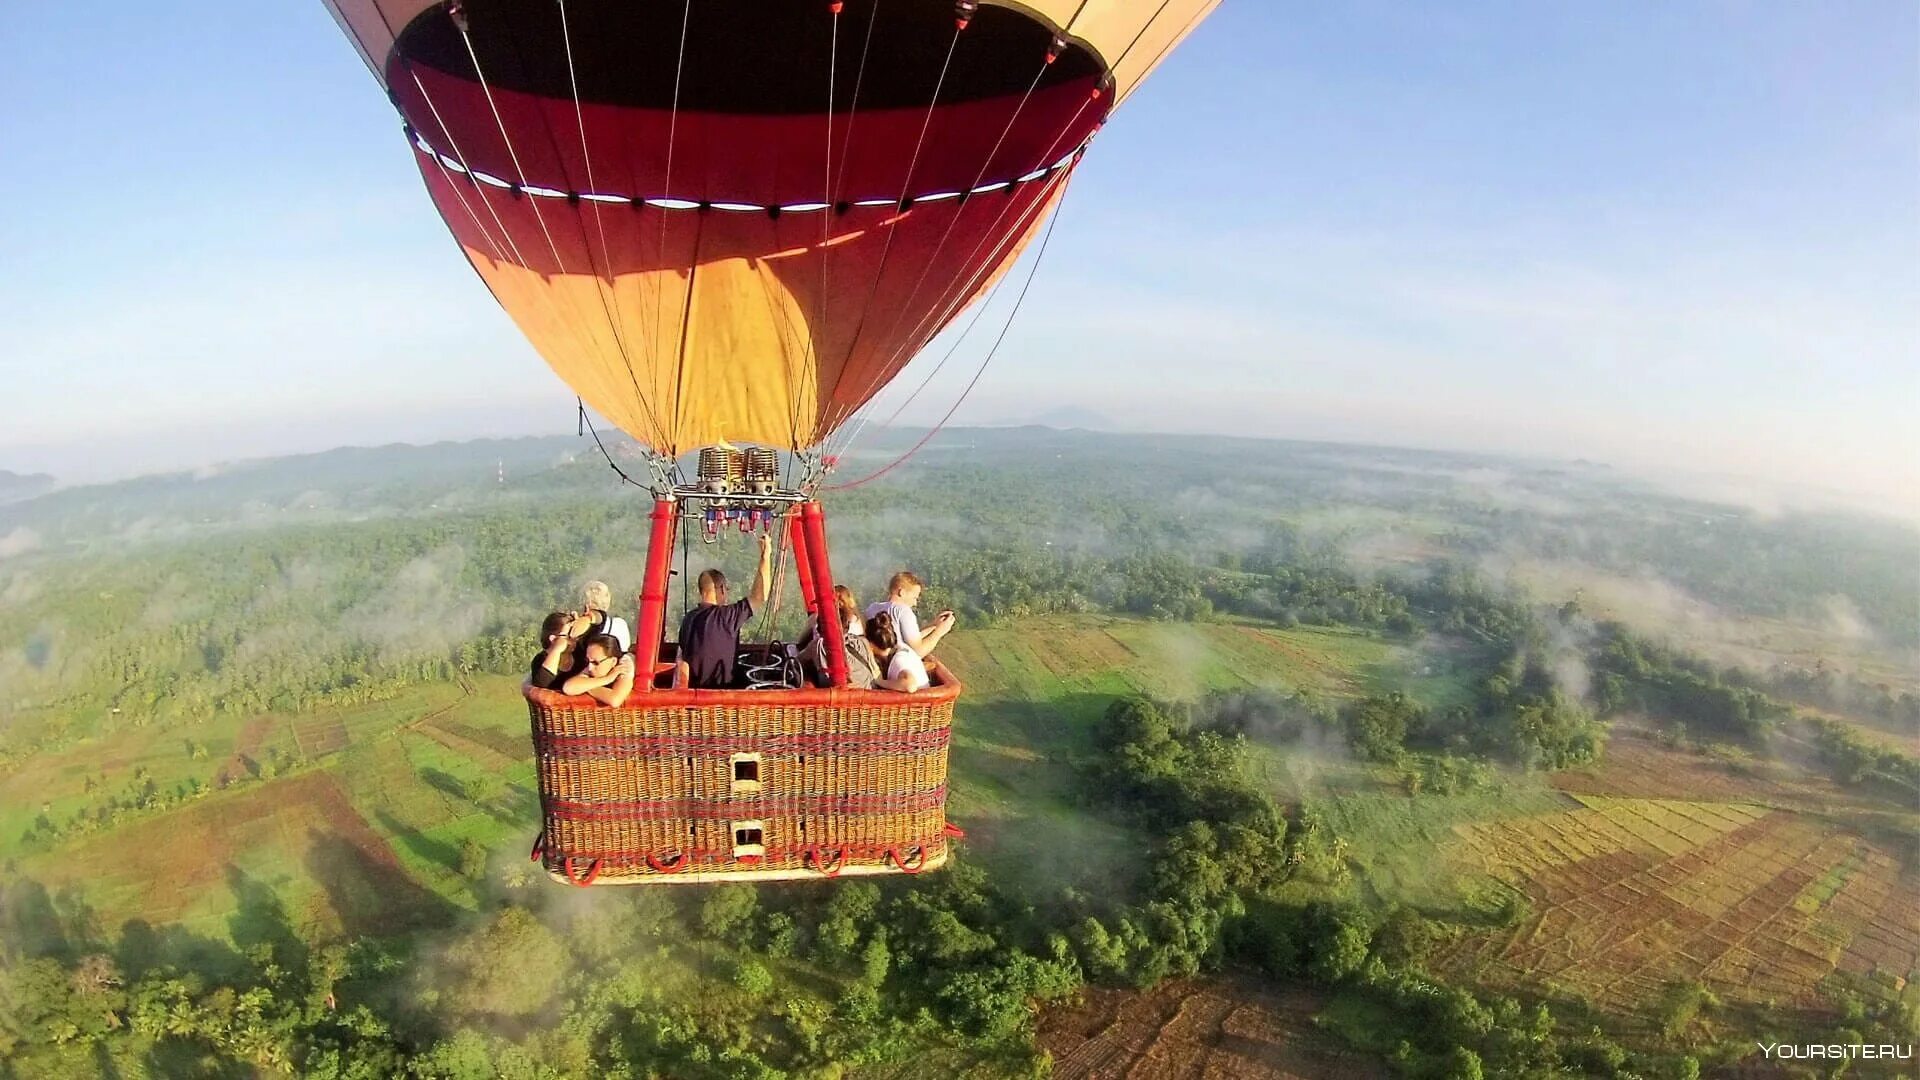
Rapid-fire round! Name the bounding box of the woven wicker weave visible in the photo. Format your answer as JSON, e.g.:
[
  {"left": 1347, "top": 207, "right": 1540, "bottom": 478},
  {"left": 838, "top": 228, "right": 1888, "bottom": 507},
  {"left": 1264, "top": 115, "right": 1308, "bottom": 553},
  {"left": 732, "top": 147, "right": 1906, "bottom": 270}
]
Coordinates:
[{"left": 525, "top": 659, "right": 959, "bottom": 885}]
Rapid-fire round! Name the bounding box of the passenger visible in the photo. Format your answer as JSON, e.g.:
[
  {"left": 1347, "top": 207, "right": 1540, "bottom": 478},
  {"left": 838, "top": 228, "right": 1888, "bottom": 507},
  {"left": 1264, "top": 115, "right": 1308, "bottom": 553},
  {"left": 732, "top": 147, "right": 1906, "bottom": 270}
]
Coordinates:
[
  {"left": 580, "top": 580, "right": 633, "bottom": 653},
  {"left": 865, "top": 571, "right": 955, "bottom": 659},
  {"left": 800, "top": 584, "right": 881, "bottom": 689},
  {"left": 674, "top": 532, "right": 773, "bottom": 689},
  {"left": 866, "top": 610, "right": 930, "bottom": 694},
  {"left": 561, "top": 634, "right": 636, "bottom": 706},
  {"left": 530, "top": 610, "right": 589, "bottom": 690}
]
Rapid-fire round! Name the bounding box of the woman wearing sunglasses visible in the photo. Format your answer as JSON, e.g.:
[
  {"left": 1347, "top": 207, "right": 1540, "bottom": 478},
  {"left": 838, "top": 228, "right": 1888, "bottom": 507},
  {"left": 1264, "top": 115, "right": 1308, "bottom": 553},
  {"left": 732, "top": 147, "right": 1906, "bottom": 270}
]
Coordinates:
[{"left": 560, "top": 634, "right": 636, "bottom": 707}]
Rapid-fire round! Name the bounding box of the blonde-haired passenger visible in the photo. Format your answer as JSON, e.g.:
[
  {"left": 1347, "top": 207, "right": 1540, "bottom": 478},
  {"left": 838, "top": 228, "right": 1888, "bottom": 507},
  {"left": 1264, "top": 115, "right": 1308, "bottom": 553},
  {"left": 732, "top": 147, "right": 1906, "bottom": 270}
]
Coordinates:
[{"left": 864, "top": 570, "right": 954, "bottom": 659}]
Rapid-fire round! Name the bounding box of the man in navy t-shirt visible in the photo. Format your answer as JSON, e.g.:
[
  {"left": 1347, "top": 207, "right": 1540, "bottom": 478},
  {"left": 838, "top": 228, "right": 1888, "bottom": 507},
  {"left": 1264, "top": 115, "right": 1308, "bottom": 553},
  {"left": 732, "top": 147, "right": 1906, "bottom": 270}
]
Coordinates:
[{"left": 675, "top": 532, "right": 773, "bottom": 689}]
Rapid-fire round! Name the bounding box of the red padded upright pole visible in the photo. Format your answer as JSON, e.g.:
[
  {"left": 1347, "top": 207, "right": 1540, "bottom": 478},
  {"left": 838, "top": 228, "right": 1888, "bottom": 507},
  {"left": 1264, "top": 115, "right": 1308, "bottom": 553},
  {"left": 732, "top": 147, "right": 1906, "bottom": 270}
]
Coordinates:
[
  {"left": 789, "top": 510, "right": 819, "bottom": 617},
  {"left": 634, "top": 499, "right": 676, "bottom": 692},
  {"left": 800, "top": 501, "right": 849, "bottom": 687}
]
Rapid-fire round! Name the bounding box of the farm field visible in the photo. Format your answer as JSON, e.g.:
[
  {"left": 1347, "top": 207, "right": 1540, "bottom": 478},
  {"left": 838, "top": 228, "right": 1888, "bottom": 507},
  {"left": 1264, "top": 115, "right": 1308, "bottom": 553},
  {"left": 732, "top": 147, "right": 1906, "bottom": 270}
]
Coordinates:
[
  {"left": 1291, "top": 784, "right": 1578, "bottom": 911},
  {"left": 925, "top": 618, "right": 1410, "bottom": 892},
  {"left": 1430, "top": 752, "right": 1920, "bottom": 1033},
  {"left": 9, "top": 677, "right": 537, "bottom": 942},
  {"left": 1037, "top": 978, "right": 1390, "bottom": 1080}
]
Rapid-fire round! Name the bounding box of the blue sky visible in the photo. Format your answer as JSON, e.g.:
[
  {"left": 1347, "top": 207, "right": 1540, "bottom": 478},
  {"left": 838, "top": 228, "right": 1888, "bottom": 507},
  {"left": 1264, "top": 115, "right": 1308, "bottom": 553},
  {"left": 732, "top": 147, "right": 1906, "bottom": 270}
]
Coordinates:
[{"left": 2, "top": 2, "right": 1914, "bottom": 512}]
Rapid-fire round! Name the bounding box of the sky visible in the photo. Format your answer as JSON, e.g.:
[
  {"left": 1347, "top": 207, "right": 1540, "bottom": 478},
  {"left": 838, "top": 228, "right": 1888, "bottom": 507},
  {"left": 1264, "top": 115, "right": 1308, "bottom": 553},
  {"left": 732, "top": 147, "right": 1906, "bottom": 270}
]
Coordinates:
[{"left": 2, "top": 2, "right": 1915, "bottom": 515}]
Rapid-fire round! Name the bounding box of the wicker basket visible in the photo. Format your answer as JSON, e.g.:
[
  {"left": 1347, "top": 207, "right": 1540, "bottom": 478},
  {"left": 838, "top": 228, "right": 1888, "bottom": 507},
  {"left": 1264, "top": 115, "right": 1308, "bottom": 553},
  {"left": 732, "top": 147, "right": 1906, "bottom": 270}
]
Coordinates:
[{"left": 524, "top": 659, "right": 960, "bottom": 885}]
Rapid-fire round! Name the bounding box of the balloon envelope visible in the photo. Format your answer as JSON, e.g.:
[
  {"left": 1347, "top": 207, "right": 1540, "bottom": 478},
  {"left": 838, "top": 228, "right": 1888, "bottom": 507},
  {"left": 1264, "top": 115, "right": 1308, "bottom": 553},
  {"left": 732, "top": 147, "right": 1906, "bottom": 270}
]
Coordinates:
[{"left": 327, "top": 0, "right": 1217, "bottom": 454}]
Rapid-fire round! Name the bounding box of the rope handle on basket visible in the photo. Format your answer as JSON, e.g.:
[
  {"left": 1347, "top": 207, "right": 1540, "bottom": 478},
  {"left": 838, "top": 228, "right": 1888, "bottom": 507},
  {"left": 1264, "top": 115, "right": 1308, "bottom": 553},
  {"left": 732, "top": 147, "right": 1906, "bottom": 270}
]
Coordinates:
[
  {"left": 887, "top": 845, "right": 930, "bottom": 875},
  {"left": 942, "top": 821, "right": 967, "bottom": 839},
  {"left": 529, "top": 832, "right": 546, "bottom": 862},
  {"left": 807, "top": 845, "right": 848, "bottom": 877},
  {"left": 562, "top": 857, "right": 602, "bottom": 887},
  {"left": 646, "top": 851, "right": 690, "bottom": 874}
]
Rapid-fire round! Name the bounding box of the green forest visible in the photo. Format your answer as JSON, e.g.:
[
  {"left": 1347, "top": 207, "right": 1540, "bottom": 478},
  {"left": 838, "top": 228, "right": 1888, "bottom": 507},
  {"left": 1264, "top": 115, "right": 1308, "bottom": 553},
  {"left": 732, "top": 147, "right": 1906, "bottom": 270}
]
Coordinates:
[{"left": 1, "top": 427, "right": 1915, "bottom": 1078}]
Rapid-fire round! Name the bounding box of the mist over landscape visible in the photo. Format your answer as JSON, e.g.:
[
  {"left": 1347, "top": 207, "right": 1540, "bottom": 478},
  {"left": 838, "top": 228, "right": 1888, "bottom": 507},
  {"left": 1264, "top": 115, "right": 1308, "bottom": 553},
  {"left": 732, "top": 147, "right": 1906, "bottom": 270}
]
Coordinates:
[
  {"left": 4, "top": 0, "right": 1917, "bottom": 1074},
  {"left": 1, "top": 426, "right": 1915, "bottom": 1077}
]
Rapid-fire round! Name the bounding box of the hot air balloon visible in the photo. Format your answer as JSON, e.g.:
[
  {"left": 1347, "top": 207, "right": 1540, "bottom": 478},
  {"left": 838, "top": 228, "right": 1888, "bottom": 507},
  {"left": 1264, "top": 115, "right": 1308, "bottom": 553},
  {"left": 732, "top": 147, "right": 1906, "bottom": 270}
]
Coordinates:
[{"left": 324, "top": 0, "right": 1218, "bottom": 884}]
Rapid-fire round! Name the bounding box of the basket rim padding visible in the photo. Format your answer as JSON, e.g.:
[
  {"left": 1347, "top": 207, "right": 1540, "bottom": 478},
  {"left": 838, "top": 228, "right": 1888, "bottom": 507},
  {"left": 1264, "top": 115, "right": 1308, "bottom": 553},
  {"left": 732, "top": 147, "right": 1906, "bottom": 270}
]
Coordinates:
[{"left": 523, "top": 657, "right": 962, "bottom": 709}]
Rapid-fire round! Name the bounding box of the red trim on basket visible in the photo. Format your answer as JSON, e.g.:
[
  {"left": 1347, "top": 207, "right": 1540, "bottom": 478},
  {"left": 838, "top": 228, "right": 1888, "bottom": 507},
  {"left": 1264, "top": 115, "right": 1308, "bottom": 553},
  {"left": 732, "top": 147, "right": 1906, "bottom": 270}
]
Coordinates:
[
  {"left": 563, "top": 857, "right": 602, "bottom": 886},
  {"left": 544, "top": 835, "right": 947, "bottom": 875},
  {"left": 645, "top": 851, "right": 690, "bottom": 873},
  {"left": 808, "top": 845, "right": 848, "bottom": 877},
  {"left": 524, "top": 664, "right": 961, "bottom": 711},
  {"left": 533, "top": 728, "right": 951, "bottom": 757},
  {"left": 548, "top": 786, "right": 947, "bottom": 821},
  {"left": 941, "top": 821, "right": 967, "bottom": 839},
  {"left": 529, "top": 832, "right": 546, "bottom": 862}
]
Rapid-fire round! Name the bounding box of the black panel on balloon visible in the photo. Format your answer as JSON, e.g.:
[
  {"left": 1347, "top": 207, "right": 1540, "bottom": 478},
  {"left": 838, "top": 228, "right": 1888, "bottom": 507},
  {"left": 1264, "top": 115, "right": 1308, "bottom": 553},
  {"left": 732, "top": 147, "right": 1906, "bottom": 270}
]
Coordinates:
[{"left": 391, "top": 0, "right": 1103, "bottom": 113}]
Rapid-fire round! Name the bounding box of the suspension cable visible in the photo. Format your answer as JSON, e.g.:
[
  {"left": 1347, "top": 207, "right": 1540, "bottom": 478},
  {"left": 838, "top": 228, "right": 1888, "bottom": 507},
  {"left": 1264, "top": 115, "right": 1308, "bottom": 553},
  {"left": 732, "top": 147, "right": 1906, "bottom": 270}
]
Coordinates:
[
  {"left": 555, "top": 0, "right": 673, "bottom": 446},
  {"left": 659, "top": 0, "right": 697, "bottom": 446},
  {"left": 858, "top": 58, "right": 1050, "bottom": 386},
  {"left": 827, "top": 170, "right": 1077, "bottom": 491},
  {"left": 451, "top": 19, "right": 678, "bottom": 452},
  {"left": 824, "top": 102, "right": 1099, "bottom": 462},
  {"left": 789, "top": 4, "right": 843, "bottom": 462},
  {"left": 407, "top": 66, "right": 637, "bottom": 446},
  {"left": 827, "top": 139, "right": 1083, "bottom": 463},
  {"left": 822, "top": 0, "right": 1194, "bottom": 457},
  {"left": 455, "top": 26, "right": 573, "bottom": 279},
  {"left": 577, "top": 398, "right": 649, "bottom": 489},
  {"left": 820, "top": 24, "right": 963, "bottom": 428}
]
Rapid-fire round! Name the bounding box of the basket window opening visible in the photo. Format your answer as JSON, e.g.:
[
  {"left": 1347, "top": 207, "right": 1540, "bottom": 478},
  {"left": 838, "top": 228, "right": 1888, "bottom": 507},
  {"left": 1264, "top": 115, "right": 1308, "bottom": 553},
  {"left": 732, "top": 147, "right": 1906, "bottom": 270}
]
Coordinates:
[
  {"left": 732, "top": 820, "right": 766, "bottom": 860},
  {"left": 731, "top": 754, "right": 762, "bottom": 785}
]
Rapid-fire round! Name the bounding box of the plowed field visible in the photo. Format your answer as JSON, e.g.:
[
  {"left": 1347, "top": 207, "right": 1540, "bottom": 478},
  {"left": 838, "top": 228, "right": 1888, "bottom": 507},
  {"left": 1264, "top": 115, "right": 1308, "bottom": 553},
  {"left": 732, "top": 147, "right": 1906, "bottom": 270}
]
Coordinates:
[{"left": 1039, "top": 979, "right": 1389, "bottom": 1080}]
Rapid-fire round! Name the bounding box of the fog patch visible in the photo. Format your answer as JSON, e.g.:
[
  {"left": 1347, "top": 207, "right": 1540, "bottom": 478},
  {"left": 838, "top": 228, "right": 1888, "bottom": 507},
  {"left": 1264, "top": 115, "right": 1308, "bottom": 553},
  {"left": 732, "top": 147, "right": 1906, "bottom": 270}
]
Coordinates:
[
  {"left": 1339, "top": 528, "right": 1434, "bottom": 575},
  {"left": 1544, "top": 612, "right": 1597, "bottom": 702},
  {"left": 0, "top": 647, "right": 34, "bottom": 702},
  {"left": 0, "top": 527, "right": 41, "bottom": 560},
  {"left": 1821, "top": 595, "right": 1875, "bottom": 643},
  {"left": 116, "top": 515, "right": 194, "bottom": 545},
  {"left": 228, "top": 620, "right": 346, "bottom": 671},
  {"left": 0, "top": 573, "right": 40, "bottom": 612},
  {"left": 338, "top": 546, "right": 488, "bottom": 665},
  {"left": 141, "top": 575, "right": 215, "bottom": 628},
  {"left": 829, "top": 507, "right": 971, "bottom": 594},
  {"left": 1135, "top": 623, "right": 1215, "bottom": 702},
  {"left": 1194, "top": 688, "right": 1353, "bottom": 799},
  {"left": 1492, "top": 557, "right": 1836, "bottom": 679}
]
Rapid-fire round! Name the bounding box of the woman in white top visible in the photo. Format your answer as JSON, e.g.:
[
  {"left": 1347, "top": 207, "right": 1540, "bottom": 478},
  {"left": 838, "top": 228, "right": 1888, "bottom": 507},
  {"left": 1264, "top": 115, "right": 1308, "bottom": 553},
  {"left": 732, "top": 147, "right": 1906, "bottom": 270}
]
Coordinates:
[{"left": 866, "top": 611, "right": 929, "bottom": 694}]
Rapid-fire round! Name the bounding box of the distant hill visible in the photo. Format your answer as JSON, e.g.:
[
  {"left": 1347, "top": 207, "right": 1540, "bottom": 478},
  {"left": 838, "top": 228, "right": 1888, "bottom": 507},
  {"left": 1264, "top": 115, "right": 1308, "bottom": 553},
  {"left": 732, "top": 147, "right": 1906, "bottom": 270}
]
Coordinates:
[
  {"left": 0, "top": 469, "right": 54, "bottom": 504},
  {"left": 0, "top": 436, "right": 590, "bottom": 544},
  {"left": 984, "top": 406, "right": 1118, "bottom": 431}
]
